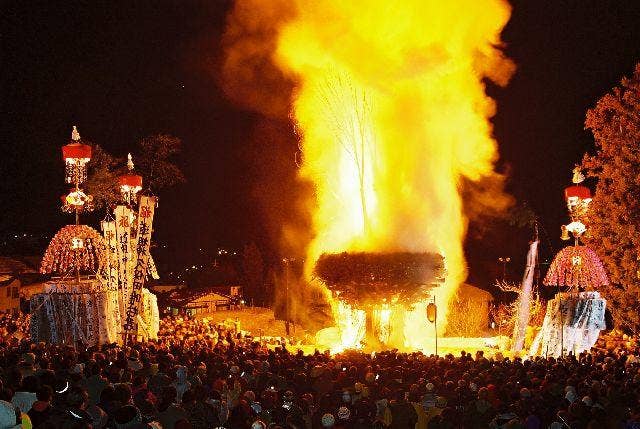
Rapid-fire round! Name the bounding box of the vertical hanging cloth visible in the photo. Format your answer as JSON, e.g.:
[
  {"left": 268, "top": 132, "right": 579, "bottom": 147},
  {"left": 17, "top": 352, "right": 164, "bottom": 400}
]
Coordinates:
[
  {"left": 123, "top": 196, "right": 157, "bottom": 336},
  {"left": 101, "top": 220, "right": 122, "bottom": 341},
  {"left": 512, "top": 240, "right": 538, "bottom": 352},
  {"left": 114, "top": 206, "right": 133, "bottom": 322}
]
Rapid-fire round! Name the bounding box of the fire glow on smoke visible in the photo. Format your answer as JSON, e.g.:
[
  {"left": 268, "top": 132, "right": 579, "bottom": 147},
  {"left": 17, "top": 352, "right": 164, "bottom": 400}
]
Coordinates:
[{"left": 225, "top": 0, "right": 515, "bottom": 352}]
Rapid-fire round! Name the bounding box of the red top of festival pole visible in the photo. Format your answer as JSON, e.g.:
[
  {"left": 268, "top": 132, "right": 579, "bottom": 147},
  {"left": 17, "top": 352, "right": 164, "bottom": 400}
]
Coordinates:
[
  {"left": 62, "top": 126, "right": 92, "bottom": 161},
  {"left": 564, "top": 185, "right": 591, "bottom": 202},
  {"left": 119, "top": 174, "right": 143, "bottom": 188}
]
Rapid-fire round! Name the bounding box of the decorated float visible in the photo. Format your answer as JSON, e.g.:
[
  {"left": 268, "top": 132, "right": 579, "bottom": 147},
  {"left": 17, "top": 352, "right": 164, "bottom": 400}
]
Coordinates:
[
  {"left": 530, "top": 168, "right": 608, "bottom": 357},
  {"left": 30, "top": 127, "right": 159, "bottom": 346}
]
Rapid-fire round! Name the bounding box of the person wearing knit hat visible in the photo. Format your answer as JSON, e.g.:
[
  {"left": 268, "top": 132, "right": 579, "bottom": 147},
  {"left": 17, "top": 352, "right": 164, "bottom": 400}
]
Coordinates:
[
  {"left": 336, "top": 406, "right": 350, "bottom": 420},
  {"left": 321, "top": 413, "right": 335, "bottom": 428}
]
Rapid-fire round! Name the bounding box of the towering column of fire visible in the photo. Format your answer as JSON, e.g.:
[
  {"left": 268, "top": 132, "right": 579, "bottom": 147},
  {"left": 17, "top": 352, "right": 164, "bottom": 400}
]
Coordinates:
[
  {"left": 273, "top": 0, "right": 514, "bottom": 344},
  {"left": 222, "top": 0, "right": 515, "bottom": 350}
]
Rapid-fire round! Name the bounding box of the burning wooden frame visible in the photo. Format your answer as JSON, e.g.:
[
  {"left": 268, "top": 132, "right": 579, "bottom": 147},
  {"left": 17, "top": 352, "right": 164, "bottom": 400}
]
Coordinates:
[{"left": 314, "top": 251, "right": 445, "bottom": 307}]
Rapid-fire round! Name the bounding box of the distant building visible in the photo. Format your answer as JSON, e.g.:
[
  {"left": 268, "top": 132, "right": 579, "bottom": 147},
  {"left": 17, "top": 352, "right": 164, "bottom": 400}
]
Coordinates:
[
  {"left": 157, "top": 285, "right": 243, "bottom": 316},
  {"left": 0, "top": 278, "right": 20, "bottom": 312},
  {"left": 148, "top": 284, "right": 186, "bottom": 293},
  {"left": 0, "top": 257, "right": 41, "bottom": 312},
  {"left": 447, "top": 283, "right": 495, "bottom": 336}
]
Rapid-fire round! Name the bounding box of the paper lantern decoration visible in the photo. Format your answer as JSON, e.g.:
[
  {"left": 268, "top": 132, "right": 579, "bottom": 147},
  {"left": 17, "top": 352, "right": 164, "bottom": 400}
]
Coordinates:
[
  {"left": 62, "top": 126, "right": 92, "bottom": 184},
  {"left": 543, "top": 245, "right": 609, "bottom": 290},
  {"left": 61, "top": 189, "right": 94, "bottom": 213},
  {"left": 119, "top": 153, "right": 143, "bottom": 204},
  {"left": 426, "top": 302, "right": 437, "bottom": 323},
  {"left": 40, "top": 225, "right": 106, "bottom": 275}
]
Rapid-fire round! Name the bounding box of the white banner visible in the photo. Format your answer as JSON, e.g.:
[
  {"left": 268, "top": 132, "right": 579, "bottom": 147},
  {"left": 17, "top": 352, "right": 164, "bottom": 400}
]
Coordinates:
[
  {"left": 101, "top": 220, "right": 122, "bottom": 341},
  {"left": 530, "top": 292, "right": 606, "bottom": 357},
  {"left": 101, "top": 221, "right": 119, "bottom": 291},
  {"left": 123, "top": 196, "right": 156, "bottom": 334},
  {"left": 114, "top": 206, "right": 133, "bottom": 319}
]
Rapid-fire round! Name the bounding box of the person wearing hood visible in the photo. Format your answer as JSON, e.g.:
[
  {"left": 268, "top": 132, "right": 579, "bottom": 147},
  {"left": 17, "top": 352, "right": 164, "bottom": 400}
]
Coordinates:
[
  {"left": 157, "top": 385, "right": 187, "bottom": 429},
  {"left": 171, "top": 366, "right": 190, "bottom": 404},
  {"left": 180, "top": 387, "right": 221, "bottom": 429},
  {"left": 47, "top": 386, "right": 94, "bottom": 428},
  {"left": 27, "top": 385, "right": 53, "bottom": 428},
  {"left": 564, "top": 386, "right": 578, "bottom": 405},
  {"left": 389, "top": 390, "right": 417, "bottom": 429},
  {"left": 113, "top": 404, "right": 149, "bottom": 429},
  {"left": 374, "top": 398, "right": 392, "bottom": 427},
  {"left": 82, "top": 361, "right": 109, "bottom": 406}
]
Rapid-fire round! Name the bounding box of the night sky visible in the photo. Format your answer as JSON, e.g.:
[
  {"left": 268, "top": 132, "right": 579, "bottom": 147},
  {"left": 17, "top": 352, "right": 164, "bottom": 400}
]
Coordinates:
[{"left": 2, "top": 1, "right": 640, "bottom": 283}]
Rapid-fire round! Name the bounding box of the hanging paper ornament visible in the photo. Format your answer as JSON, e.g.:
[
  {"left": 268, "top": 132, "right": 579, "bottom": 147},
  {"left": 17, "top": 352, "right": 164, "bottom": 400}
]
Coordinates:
[
  {"left": 61, "top": 188, "right": 95, "bottom": 213},
  {"left": 40, "top": 225, "right": 106, "bottom": 275},
  {"left": 565, "top": 221, "right": 586, "bottom": 237},
  {"left": 543, "top": 245, "right": 609, "bottom": 290}
]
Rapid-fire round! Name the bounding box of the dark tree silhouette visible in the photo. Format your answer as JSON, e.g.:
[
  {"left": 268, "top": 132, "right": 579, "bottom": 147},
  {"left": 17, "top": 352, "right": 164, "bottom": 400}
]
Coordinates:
[
  {"left": 85, "top": 144, "right": 122, "bottom": 211},
  {"left": 136, "top": 134, "right": 186, "bottom": 193},
  {"left": 85, "top": 134, "right": 185, "bottom": 212}
]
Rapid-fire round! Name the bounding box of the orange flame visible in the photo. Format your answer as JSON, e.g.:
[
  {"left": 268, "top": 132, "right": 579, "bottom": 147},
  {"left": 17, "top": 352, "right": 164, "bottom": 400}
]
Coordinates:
[
  {"left": 222, "top": 0, "right": 515, "bottom": 351},
  {"left": 271, "top": 0, "right": 514, "bottom": 348}
]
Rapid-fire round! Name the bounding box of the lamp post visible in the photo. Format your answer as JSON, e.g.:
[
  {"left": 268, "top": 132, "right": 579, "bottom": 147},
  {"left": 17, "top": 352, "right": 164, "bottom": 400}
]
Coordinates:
[
  {"left": 498, "top": 257, "right": 511, "bottom": 281},
  {"left": 426, "top": 297, "right": 437, "bottom": 356},
  {"left": 283, "top": 257, "right": 292, "bottom": 336}
]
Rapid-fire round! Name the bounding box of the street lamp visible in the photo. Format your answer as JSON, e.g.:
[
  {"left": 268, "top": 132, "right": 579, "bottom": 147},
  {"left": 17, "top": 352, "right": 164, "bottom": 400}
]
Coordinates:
[
  {"left": 498, "top": 257, "right": 511, "bottom": 281},
  {"left": 426, "top": 297, "right": 437, "bottom": 356}
]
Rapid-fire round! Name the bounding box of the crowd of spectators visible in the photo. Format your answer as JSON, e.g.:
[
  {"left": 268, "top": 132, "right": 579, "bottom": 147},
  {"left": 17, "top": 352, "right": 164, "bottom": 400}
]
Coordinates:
[{"left": 0, "top": 314, "right": 638, "bottom": 429}]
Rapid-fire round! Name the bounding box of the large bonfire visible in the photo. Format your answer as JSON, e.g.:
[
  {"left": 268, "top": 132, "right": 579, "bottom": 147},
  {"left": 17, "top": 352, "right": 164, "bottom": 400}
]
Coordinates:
[{"left": 224, "top": 0, "right": 515, "bottom": 351}]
